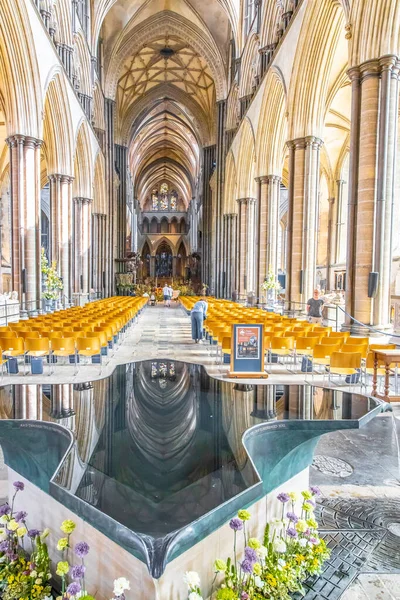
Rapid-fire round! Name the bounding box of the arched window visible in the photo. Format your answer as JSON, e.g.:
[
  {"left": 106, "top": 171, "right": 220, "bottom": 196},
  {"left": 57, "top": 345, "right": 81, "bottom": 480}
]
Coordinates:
[
  {"left": 244, "top": 0, "right": 256, "bottom": 37},
  {"left": 142, "top": 218, "right": 149, "bottom": 234},
  {"left": 76, "top": 0, "right": 89, "bottom": 36},
  {"left": 160, "top": 217, "right": 169, "bottom": 234},
  {"left": 150, "top": 217, "right": 158, "bottom": 234},
  {"left": 180, "top": 218, "right": 186, "bottom": 234}
]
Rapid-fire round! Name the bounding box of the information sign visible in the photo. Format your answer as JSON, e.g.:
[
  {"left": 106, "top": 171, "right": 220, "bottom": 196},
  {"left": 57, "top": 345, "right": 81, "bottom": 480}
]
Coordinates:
[{"left": 229, "top": 323, "right": 267, "bottom": 378}]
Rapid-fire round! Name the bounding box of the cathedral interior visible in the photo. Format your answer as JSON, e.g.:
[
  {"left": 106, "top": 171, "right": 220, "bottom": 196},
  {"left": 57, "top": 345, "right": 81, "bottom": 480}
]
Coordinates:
[{"left": 0, "top": 1, "right": 400, "bottom": 599}]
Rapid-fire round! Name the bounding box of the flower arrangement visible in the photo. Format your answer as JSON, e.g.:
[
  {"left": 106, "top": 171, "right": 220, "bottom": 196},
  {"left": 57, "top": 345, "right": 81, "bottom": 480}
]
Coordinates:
[
  {"left": 0, "top": 481, "right": 52, "bottom": 600},
  {"left": 41, "top": 247, "right": 63, "bottom": 301},
  {"left": 0, "top": 482, "right": 130, "bottom": 600},
  {"left": 184, "top": 487, "right": 330, "bottom": 600},
  {"left": 261, "top": 268, "right": 281, "bottom": 293}
]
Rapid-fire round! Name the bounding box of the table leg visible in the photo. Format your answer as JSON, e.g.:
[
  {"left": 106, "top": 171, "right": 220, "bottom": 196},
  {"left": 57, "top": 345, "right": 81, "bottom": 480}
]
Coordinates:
[
  {"left": 385, "top": 363, "right": 390, "bottom": 402},
  {"left": 372, "top": 356, "right": 378, "bottom": 397}
]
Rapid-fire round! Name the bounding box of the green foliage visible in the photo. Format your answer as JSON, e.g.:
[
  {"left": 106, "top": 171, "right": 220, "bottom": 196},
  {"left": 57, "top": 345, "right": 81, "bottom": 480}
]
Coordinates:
[{"left": 41, "top": 248, "right": 63, "bottom": 300}]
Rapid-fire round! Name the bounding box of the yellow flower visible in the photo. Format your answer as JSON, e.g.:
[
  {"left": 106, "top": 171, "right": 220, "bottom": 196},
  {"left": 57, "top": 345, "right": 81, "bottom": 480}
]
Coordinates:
[
  {"left": 16, "top": 526, "right": 27, "bottom": 537},
  {"left": 238, "top": 509, "right": 251, "bottom": 521},
  {"left": 266, "top": 574, "right": 277, "bottom": 587},
  {"left": 60, "top": 520, "right": 76, "bottom": 534},
  {"left": 295, "top": 519, "right": 308, "bottom": 533},
  {"left": 301, "top": 490, "right": 313, "bottom": 500},
  {"left": 7, "top": 519, "right": 19, "bottom": 531},
  {"left": 56, "top": 561, "right": 69, "bottom": 576},
  {"left": 253, "top": 562, "right": 262, "bottom": 576},
  {"left": 306, "top": 518, "right": 318, "bottom": 530},
  {"left": 248, "top": 537, "right": 261, "bottom": 550},
  {"left": 296, "top": 554, "right": 305, "bottom": 563},
  {"left": 288, "top": 491, "right": 299, "bottom": 502},
  {"left": 57, "top": 537, "right": 69, "bottom": 551},
  {"left": 214, "top": 559, "right": 227, "bottom": 572}
]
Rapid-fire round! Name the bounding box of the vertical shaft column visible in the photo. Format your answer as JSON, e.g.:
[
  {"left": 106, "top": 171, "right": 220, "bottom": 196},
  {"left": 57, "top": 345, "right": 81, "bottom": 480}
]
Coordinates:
[
  {"left": 73, "top": 198, "right": 82, "bottom": 293},
  {"left": 267, "top": 175, "right": 281, "bottom": 277},
  {"left": 49, "top": 174, "right": 61, "bottom": 264},
  {"left": 81, "top": 198, "right": 92, "bottom": 294},
  {"left": 237, "top": 199, "right": 248, "bottom": 295},
  {"left": 326, "top": 197, "right": 335, "bottom": 291},
  {"left": 257, "top": 177, "right": 269, "bottom": 290},
  {"left": 302, "top": 137, "right": 322, "bottom": 302},
  {"left": 246, "top": 198, "right": 256, "bottom": 293},
  {"left": 335, "top": 179, "right": 345, "bottom": 264},
  {"left": 60, "top": 176, "right": 72, "bottom": 305}
]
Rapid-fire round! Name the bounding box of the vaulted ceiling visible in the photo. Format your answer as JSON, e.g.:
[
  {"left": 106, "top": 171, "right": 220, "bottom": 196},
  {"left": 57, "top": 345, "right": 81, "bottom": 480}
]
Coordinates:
[{"left": 99, "top": 0, "right": 231, "bottom": 209}]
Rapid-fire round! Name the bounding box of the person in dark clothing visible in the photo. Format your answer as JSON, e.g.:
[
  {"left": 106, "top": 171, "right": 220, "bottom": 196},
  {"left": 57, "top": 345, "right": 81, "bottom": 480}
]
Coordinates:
[{"left": 307, "top": 289, "right": 324, "bottom": 324}]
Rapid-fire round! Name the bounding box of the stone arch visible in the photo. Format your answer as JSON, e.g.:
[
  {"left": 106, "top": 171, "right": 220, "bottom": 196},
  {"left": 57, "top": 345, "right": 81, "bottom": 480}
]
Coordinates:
[
  {"left": 179, "top": 217, "right": 186, "bottom": 234},
  {"left": 42, "top": 71, "right": 74, "bottom": 176},
  {"left": 73, "top": 29, "right": 92, "bottom": 97},
  {"left": 287, "top": 0, "right": 347, "bottom": 139},
  {"left": 256, "top": 68, "right": 287, "bottom": 177},
  {"left": 150, "top": 217, "right": 158, "bottom": 234},
  {"left": 93, "top": 152, "right": 106, "bottom": 214},
  {"left": 73, "top": 120, "right": 93, "bottom": 199},
  {"left": 224, "top": 151, "right": 237, "bottom": 214},
  {"left": 52, "top": 0, "right": 73, "bottom": 47},
  {"left": 259, "top": 0, "right": 282, "bottom": 48},
  {"left": 160, "top": 216, "right": 169, "bottom": 234},
  {"left": 106, "top": 11, "right": 227, "bottom": 102},
  {"left": 350, "top": 0, "right": 400, "bottom": 65},
  {"left": 226, "top": 82, "right": 240, "bottom": 131},
  {"left": 237, "top": 118, "right": 257, "bottom": 198},
  {"left": 239, "top": 32, "right": 260, "bottom": 99},
  {"left": 92, "top": 81, "right": 105, "bottom": 132},
  {"left": 142, "top": 217, "right": 150, "bottom": 234},
  {"left": 170, "top": 217, "right": 178, "bottom": 234},
  {"left": 0, "top": 0, "right": 41, "bottom": 137}
]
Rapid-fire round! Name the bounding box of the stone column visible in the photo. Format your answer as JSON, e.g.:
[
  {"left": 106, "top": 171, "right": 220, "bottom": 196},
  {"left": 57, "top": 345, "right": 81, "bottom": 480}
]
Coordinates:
[
  {"left": 335, "top": 179, "right": 345, "bottom": 264},
  {"left": 60, "top": 176, "right": 73, "bottom": 305},
  {"left": 7, "top": 135, "right": 42, "bottom": 315},
  {"left": 267, "top": 175, "right": 281, "bottom": 278},
  {"left": 257, "top": 177, "right": 268, "bottom": 291},
  {"left": 326, "top": 197, "right": 335, "bottom": 291},
  {"left": 81, "top": 198, "right": 92, "bottom": 294},
  {"left": 345, "top": 57, "right": 399, "bottom": 331},
  {"left": 286, "top": 137, "right": 321, "bottom": 306},
  {"left": 172, "top": 256, "right": 177, "bottom": 278},
  {"left": 246, "top": 198, "right": 256, "bottom": 293},
  {"left": 49, "top": 174, "right": 61, "bottom": 264}
]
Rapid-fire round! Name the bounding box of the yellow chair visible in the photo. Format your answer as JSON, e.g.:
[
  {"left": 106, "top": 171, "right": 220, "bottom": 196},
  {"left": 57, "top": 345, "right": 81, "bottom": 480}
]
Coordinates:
[
  {"left": 76, "top": 337, "right": 102, "bottom": 374},
  {"left": 50, "top": 337, "right": 77, "bottom": 373},
  {"left": 345, "top": 337, "right": 369, "bottom": 346},
  {"left": 328, "top": 351, "right": 362, "bottom": 385},
  {"left": 24, "top": 338, "right": 50, "bottom": 375},
  {"left": 312, "top": 344, "right": 340, "bottom": 375},
  {"left": 320, "top": 336, "right": 345, "bottom": 348},
  {"left": 341, "top": 344, "right": 368, "bottom": 360},
  {"left": 18, "top": 330, "right": 40, "bottom": 340},
  {"left": 269, "top": 336, "right": 295, "bottom": 370},
  {"left": 0, "top": 346, "right": 8, "bottom": 379},
  {"left": 2, "top": 337, "right": 25, "bottom": 370},
  {"left": 329, "top": 331, "right": 350, "bottom": 339}
]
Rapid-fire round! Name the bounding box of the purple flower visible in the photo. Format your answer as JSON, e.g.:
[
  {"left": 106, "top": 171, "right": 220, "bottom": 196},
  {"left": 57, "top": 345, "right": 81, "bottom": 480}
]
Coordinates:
[
  {"left": 13, "top": 481, "right": 24, "bottom": 491},
  {"left": 66, "top": 582, "right": 81, "bottom": 596},
  {"left": 0, "top": 540, "right": 9, "bottom": 552},
  {"left": 71, "top": 564, "right": 86, "bottom": 579},
  {"left": 6, "top": 552, "right": 18, "bottom": 561},
  {"left": 0, "top": 504, "right": 10, "bottom": 517},
  {"left": 286, "top": 528, "right": 298, "bottom": 538},
  {"left": 229, "top": 517, "right": 243, "bottom": 531},
  {"left": 28, "top": 529, "right": 40, "bottom": 539},
  {"left": 309, "top": 537, "right": 319, "bottom": 544},
  {"left": 277, "top": 492, "right": 290, "bottom": 504},
  {"left": 241, "top": 593, "right": 250, "bottom": 600},
  {"left": 74, "top": 541, "right": 90, "bottom": 558},
  {"left": 286, "top": 512, "right": 298, "bottom": 523},
  {"left": 244, "top": 546, "right": 258, "bottom": 563},
  {"left": 310, "top": 486, "right": 321, "bottom": 497},
  {"left": 15, "top": 511, "right": 27, "bottom": 522},
  {"left": 240, "top": 558, "right": 254, "bottom": 574}
]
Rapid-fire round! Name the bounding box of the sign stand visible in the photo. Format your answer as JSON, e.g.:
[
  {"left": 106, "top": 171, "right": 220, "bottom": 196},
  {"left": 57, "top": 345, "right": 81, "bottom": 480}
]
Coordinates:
[{"left": 228, "top": 324, "right": 268, "bottom": 379}]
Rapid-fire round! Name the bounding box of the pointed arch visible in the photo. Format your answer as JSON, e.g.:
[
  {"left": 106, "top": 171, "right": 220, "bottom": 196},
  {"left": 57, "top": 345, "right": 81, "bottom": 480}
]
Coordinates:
[
  {"left": 288, "top": 0, "right": 346, "bottom": 139},
  {"left": 73, "top": 29, "right": 92, "bottom": 97},
  {"left": 224, "top": 151, "right": 237, "bottom": 214},
  {"left": 73, "top": 121, "right": 93, "bottom": 199},
  {"left": 256, "top": 68, "right": 287, "bottom": 176},
  {"left": 226, "top": 82, "right": 240, "bottom": 131},
  {"left": 237, "top": 118, "right": 257, "bottom": 198},
  {"left": 42, "top": 71, "right": 74, "bottom": 176},
  {"left": 239, "top": 33, "right": 260, "bottom": 99},
  {"left": 93, "top": 152, "right": 106, "bottom": 213}
]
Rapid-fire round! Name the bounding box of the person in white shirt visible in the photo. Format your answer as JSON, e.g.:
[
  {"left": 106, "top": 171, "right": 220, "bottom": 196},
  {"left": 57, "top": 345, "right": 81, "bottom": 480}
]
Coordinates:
[
  {"left": 167, "top": 286, "right": 173, "bottom": 307},
  {"left": 163, "top": 285, "right": 170, "bottom": 307}
]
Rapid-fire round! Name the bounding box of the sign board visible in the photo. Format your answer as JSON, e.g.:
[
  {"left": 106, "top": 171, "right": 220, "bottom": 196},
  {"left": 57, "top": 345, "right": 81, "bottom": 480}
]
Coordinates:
[{"left": 229, "top": 324, "right": 267, "bottom": 378}]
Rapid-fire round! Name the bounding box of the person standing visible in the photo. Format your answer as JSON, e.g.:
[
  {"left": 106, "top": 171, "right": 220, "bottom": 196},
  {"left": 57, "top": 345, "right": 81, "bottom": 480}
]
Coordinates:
[
  {"left": 191, "top": 297, "right": 208, "bottom": 343},
  {"left": 166, "top": 284, "right": 173, "bottom": 307},
  {"left": 163, "top": 284, "right": 170, "bottom": 307},
  {"left": 307, "top": 289, "right": 325, "bottom": 324}
]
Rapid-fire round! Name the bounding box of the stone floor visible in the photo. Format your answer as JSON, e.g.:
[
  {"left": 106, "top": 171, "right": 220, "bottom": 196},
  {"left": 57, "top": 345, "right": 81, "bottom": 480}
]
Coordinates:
[{"left": 1, "top": 303, "right": 400, "bottom": 597}]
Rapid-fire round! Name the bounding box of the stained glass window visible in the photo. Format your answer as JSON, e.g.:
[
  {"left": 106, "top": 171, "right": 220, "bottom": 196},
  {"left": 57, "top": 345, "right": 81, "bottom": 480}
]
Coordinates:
[
  {"left": 149, "top": 184, "right": 179, "bottom": 211},
  {"left": 170, "top": 194, "right": 177, "bottom": 210},
  {"left": 152, "top": 192, "right": 158, "bottom": 210},
  {"left": 160, "top": 195, "right": 168, "bottom": 210}
]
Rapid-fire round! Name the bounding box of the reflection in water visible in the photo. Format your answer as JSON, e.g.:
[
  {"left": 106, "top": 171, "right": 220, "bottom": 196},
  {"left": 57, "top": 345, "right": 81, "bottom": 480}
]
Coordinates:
[{"left": 0, "top": 361, "right": 381, "bottom": 576}]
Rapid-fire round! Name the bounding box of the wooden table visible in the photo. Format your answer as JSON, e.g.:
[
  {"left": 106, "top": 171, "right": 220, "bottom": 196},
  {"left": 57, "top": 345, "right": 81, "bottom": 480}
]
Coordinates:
[{"left": 372, "top": 349, "right": 400, "bottom": 402}]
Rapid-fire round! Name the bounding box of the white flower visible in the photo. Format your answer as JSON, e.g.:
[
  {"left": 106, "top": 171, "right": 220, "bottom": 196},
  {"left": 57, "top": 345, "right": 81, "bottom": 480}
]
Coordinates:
[
  {"left": 188, "top": 593, "right": 203, "bottom": 600},
  {"left": 0, "top": 530, "right": 7, "bottom": 541},
  {"left": 113, "top": 577, "right": 130, "bottom": 596},
  {"left": 278, "top": 559, "right": 286, "bottom": 567},
  {"left": 254, "top": 575, "right": 264, "bottom": 589},
  {"left": 0, "top": 516, "right": 8, "bottom": 524},
  {"left": 30, "top": 570, "right": 37, "bottom": 578},
  {"left": 271, "top": 517, "right": 282, "bottom": 526},
  {"left": 183, "top": 571, "right": 201, "bottom": 589},
  {"left": 299, "top": 538, "right": 307, "bottom": 548},
  {"left": 273, "top": 539, "right": 287, "bottom": 553},
  {"left": 257, "top": 545, "right": 268, "bottom": 558}
]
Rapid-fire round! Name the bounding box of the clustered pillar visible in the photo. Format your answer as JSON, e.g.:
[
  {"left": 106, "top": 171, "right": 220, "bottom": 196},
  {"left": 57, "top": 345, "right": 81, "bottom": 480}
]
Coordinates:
[
  {"left": 345, "top": 57, "right": 399, "bottom": 331},
  {"left": 73, "top": 197, "right": 93, "bottom": 296},
  {"left": 237, "top": 198, "right": 256, "bottom": 296},
  {"left": 7, "top": 135, "right": 42, "bottom": 315}
]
